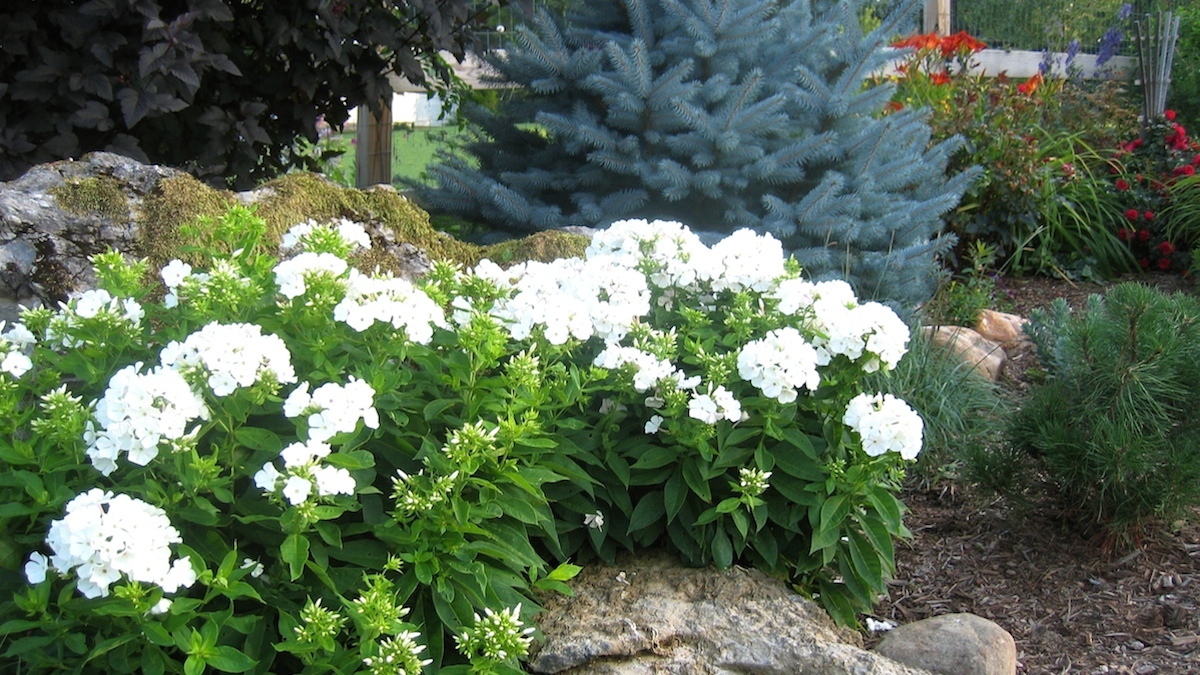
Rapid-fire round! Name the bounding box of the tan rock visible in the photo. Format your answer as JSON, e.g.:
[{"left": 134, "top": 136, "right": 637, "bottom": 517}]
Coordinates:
[
  {"left": 923, "top": 325, "right": 1006, "bottom": 381},
  {"left": 874, "top": 613, "right": 1017, "bottom": 675},
  {"left": 974, "top": 310, "right": 1032, "bottom": 354}
]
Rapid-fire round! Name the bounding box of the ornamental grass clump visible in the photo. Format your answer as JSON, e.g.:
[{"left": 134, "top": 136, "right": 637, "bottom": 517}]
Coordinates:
[
  {"left": 0, "top": 206, "right": 923, "bottom": 673},
  {"left": 1012, "top": 283, "right": 1200, "bottom": 542}
]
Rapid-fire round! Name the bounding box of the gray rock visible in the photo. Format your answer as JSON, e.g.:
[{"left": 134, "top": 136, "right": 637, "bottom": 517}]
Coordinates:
[
  {"left": 873, "top": 613, "right": 1016, "bottom": 675},
  {"left": 529, "top": 552, "right": 933, "bottom": 675}
]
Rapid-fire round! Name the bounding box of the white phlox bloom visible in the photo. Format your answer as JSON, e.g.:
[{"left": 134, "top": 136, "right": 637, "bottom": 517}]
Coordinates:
[
  {"left": 770, "top": 277, "right": 819, "bottom": 316},
  {"left": 586, "top": 219, "right": 715, "bottom": 290},
  {"left": 843, "top": 393, "right": 923, "bottom": 461},
  {"left": 857, "top": 302, "right": 911, "bottom": 372},
  {"left": 284, "top": 377, "right": 380, "bottom": 442},
  {"left": 160, "top": 259, "right": 193, "bottom": 289},
  {"left": 687, "top": 385, "right": 742, "bottom": 424},
  {"left": 273, "top": 252, "right": 349, "bottom": 299},
  {"left": 583, "top": 511, "right": 605, "bottom": 529},
  {"left": 478, "top": 257, "right": 650, "bottom": 344},
  {"left": 332, "top": 269, "right": 446, "bottom": 342},
  {"left": 593, "top": 345, "right": 677, "bottom": 392},
  {"left": 46, "top": 289, "right": 144, "bottom": 348},
  {"left": 709, "top": 229, "right": 787, "bottom": 293},
  {"left": 255, "top": 439, "right": 356, "bottom": 506},
  {"left": 736, "top": 328, "right": 821, "bottom": 404},
  {"left": 0, "top": 321, "right": 33, "bottom": 378},
  {"left": 160, "top": 322, "right": 296, "bottom": 396},
  {"left": 85, "top": 363, "right": 210, "bottom": 476},
  {"left": 30, "top": 488, "right": 195, "bottom": 599},
  {"left": 644, "top": 415, "right": 664, "bottom": 434},
  {"left": 280, "top": 218, "right": 372, "bottom": 251}
]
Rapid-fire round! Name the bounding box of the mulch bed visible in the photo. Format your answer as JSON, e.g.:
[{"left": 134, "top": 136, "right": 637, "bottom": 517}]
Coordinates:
[{"left": 867, "top": 273, "right": 1200, "bottom": 674}]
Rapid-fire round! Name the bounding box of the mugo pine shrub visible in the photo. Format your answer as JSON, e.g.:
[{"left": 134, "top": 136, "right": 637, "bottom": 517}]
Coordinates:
[
  {"left": 415, "top": 0, "right": 974, "bottom": 307},
  {"left": 0, "top": 206, "right": 922, "bottom": 672},
  {"left": 1012, "top": 283, "right": 1200, "bottom": 541}
]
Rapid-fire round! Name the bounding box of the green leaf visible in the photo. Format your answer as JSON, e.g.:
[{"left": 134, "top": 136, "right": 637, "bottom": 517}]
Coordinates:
[
  {"left": 846, "top": 530, "right": 884, "bottom": 593},
  {"left": 663, "top": 471, "right": 687, "bottom": 523},
  {"left": 206, "top": 646, "right": 257, "bottom": 672},
  {"left": 234, "top": 427, "right": 281, "bottom": 453},
  {"left": 716, "top": 498, "right": 741, "bottom": 514},
  {"left": 629, "top": 444, "right": 679, "bottom": 470},
  {"left": 858, "top": 513, "right": 896, "bottom": 575},
  {"left": 682, "top": 457, "right": 711, "bottom": 502},
  {"left": 770, "top": 439, "right": 826, "bottom": 481},
  {"left": 546, "top": 562, "right": 582, "bottom": 582},
  {"left": 626, "top": 491, "right": 665, "bottom": 535},
  {"left": 867, "top": 486, "right": 905, "bottom": 534},
  {"left": 184, "top": 655, "right": 206, "bottom": 675},
  {"left": 711, "top": 527, "right": 733, "bottom": 568},
  {"left": 730, "top": 508, "right": 750, "bottom": 540},
  {"left": 281, "top": 534, "right": 309, "bottom": 581},
  {"left": 423, "top": 398, "right": 458, "bottom": 422},
  {"left": 142, "top": 623, "right": 175, "bottom": 648},
  {"left": 324, "top": 449, "right": 375, "bottom": 470}
]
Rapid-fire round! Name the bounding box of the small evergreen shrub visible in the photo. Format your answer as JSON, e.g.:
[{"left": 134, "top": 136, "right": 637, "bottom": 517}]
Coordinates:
[
  {"left": 415, "top": 0, "right": 975, "bottom": 307},
  {"left": 1010, "top": 283, "right": 1200, "bottom": 541}
]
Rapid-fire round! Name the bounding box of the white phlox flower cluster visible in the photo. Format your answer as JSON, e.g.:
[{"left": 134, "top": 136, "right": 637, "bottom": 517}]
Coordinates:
[
  {"left": 0, "top": 321, "right": 34, "bottom": 379},
  {"left": 159, "top": 322, "right": 296, "bottom": 396},
  {"left": 254, "top": 439, "right": 357, "bottom": 506},
  {"left": 273, "top": 252, "right": 349, "bottom": 299},
  {"left": 736, "top": 327, "right": 821, "bottom": 404},
  {"left": 24, "top": 488, "right": 196, "bottom": 599},
  {"left": 708, "top": 228, "right": 787, "bottom": 293},
  {"left": 280, "top": 218, "right": 372, "bottom": 251},
  {"left": 803, "top": 281, "right": 910, "bottom": 372},
  {"left": 586, "top": 219, "right": 714, "bottom": 290},
  {"left": 85, "top": 363, "right": 210, "bottom": 476},
  {"left": 842, "top": 393, "right": 923, "bottom": 461},
  {"left": 284, "top": 377, "right": 380, "bottom": 443},
  {"left": 593, "top": 345, "right": 677, "bottom": 392},
  {"left": 475, "top": 257, "right": 650, "bottom": 344},
  {"left": 332, "top": 269, "right": 446, "bottom": 342},
  {"left": 45, "top": 289, "right": 144, "bottom": 348},
  {"left": 687, "top": 385, "right": 742, "bottom": 424}
]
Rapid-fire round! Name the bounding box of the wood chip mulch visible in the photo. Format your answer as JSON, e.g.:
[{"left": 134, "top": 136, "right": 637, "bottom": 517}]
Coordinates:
[{"left": 866, "top": 273, "right": 1200, "bottom": 674}]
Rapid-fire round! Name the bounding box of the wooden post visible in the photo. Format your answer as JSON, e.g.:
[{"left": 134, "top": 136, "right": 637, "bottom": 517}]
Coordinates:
[
  {"left": 355, "top": 97, "right": 393, "bottom": 189},
  {"left": 924, "top": 0, "right": 952, "bottom": 36}
]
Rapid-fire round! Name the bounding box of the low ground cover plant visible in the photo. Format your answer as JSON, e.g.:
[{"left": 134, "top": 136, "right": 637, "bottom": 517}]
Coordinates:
[{"left": 0, "top": 206, "right": 924, "bottom": 672}]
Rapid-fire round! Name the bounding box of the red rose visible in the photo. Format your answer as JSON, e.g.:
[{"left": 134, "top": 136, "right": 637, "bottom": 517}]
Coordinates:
[
  {"left": 1116, "top": 178, "right": 1130, "bottom": 191},
  {"left": 1184, "top": 165, "right": 1197, "bottom": 176},
  {"left": 1144, "top": 211, "right": 1155, "bottom": 221},
  {"left": 1159, "top": 257, "right": 1172, "bottom": 271},
  {"left": 1118, "top": 228, "right": 1129, "bottom": 241},
  {"left": 1137, "top": 229, "right": 1151, "bottom": 242},
  {"left": 1125, "top": 208, "right": 1140, "bottom": 221},
  {"left": 1166, "top": 109, "right": 1177, "bottom": 121},
  {"left": 1157, "top": 241, "right": 1176, "bottom": 255}
]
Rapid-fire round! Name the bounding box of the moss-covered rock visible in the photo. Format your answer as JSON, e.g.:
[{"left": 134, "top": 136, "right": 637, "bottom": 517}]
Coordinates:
[{"left": 50, "top": 176, "right": 131, "bottom": 221}]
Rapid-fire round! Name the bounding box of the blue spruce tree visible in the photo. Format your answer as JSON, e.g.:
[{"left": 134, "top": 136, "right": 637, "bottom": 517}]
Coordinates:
[{"left": 415, "top": 0, "right": 975, "bottom": 306}]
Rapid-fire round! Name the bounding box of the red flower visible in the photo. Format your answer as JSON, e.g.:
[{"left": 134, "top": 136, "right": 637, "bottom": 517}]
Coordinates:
[
  {"left": 1159, "top": 257, "right": 1172, "bottom": 271},
  {"left": 1017, "top": 73, "right": 1042, "bottom": 95},
  {"left": 1193, "top": 154, "right": 1200, "bottom": 167},
  {"left": 929, "top": 71, "right": 951, "bottom": 86},
  {"left": 1118, "top": 228, "right": 1129, "bottom": 241},
  {"left": 1174, "top": 164, "right": 1196, "bottom": 177},
  {"left": 885, "top": 100, "right": 904, "bottom": 113},
  {"left": 1125, "top": 208, "right": 1140, "bottom": 221},
  {"left": 1144, "top": 211, "right": 1155, "bottom": 221},
  {"left": 1157, "top": 241, "right": 1176, "bottom": 255},
  {"left": 1115, "top": 179, "right": 1130, "bottom": 191},
  {"left": 1137, "top": 229, "right": 1151, "bottom": 242},
  {"left": 1165, "top": 109, "right": 1177, "bottom": 121},
  {"left": 1139, "top": 258, "right": 1150, "bottom": 269}
]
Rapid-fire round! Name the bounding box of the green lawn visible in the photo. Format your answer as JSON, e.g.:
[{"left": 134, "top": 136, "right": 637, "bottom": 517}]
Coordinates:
[{"left": 329, "top": 125, "right": 474, "bottom": 187}]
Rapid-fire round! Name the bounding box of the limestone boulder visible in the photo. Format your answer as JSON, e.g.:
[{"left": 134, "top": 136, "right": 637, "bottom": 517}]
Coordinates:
[
  {"left": 529, "top": 552, "right": 933, "bottom": 675},
  {"left": 922, "top": 325, "right": 1006, "bottom": 381},
  {"left": 874, "top": 613, "right": 1017, "bottom": 675},
  {"left": 0, "top": 152, "right": 590, "bottom": 311}
]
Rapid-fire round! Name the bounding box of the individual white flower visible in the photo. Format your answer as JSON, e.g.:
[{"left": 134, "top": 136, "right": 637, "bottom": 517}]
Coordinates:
[
  {"left": 843, "top": 393, "right": 923, "bottom": 460},
  {"left": 3, "top": 322, "right": 35, "bottom": 350},
  {"left": 1, "top": 350, "right": 32, "bottom": 378},
  {"left": 241, "top": 558, "right": 265, "bottom": 579},
  {"left": 254, "top": 462, "right": 283, "bottom": 491},
  {"left": 584, "top": 511, "right": 605, "bottom": 529},
  {"left": 644, "top": 415, "right": 664, "bottom": 434},
  {"left": 160, "top": 259, "right": 193, "bottom": 289},
  {"left": 282, "top": 475, "right": 313, "bottom": 505},
  {"left": 151, "top": 598, "right": 173, "bottom": 615},
  {"left": 24, "top": 552, "right": 48, "bottom": 584},
  {"left": 37, "top": 489, "right": 193, "bottom": 599}
]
